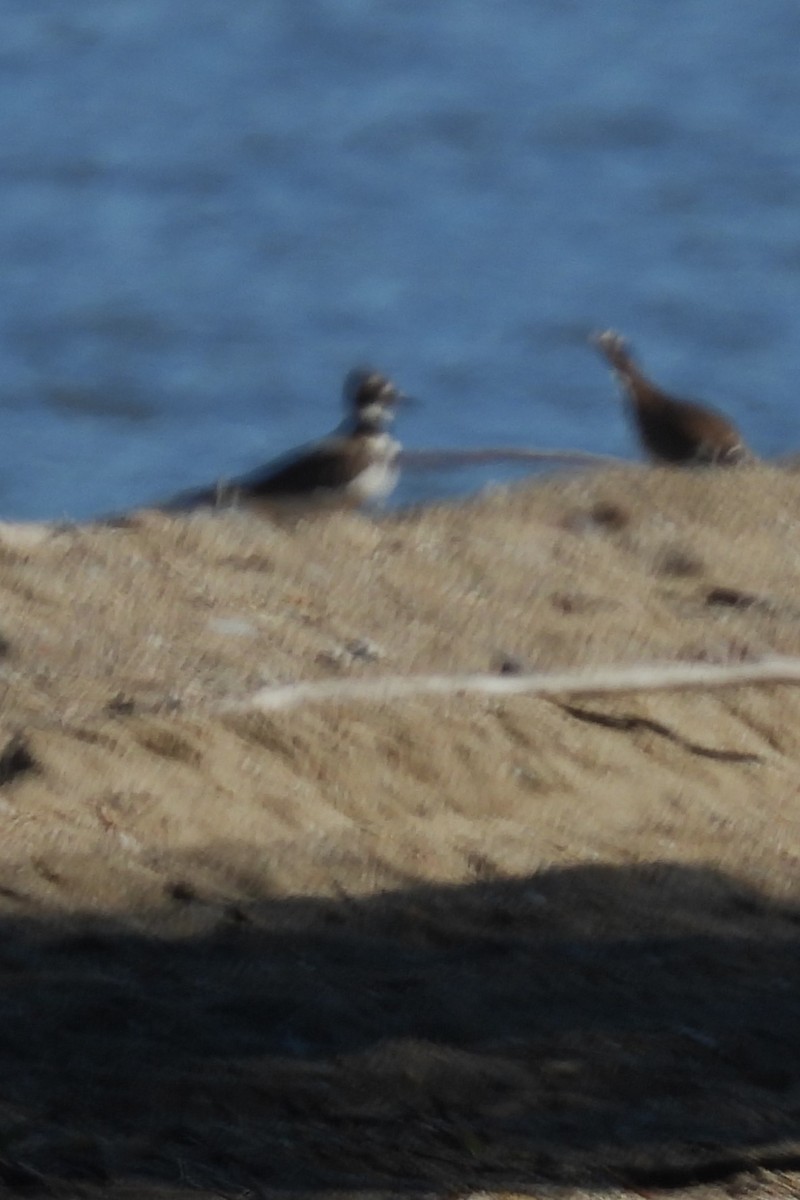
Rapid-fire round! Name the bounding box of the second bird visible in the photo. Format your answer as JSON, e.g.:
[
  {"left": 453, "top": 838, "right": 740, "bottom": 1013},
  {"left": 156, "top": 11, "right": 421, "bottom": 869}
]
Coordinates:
[{"left": 592, "top": 330, "right": 751, "bottom": 466}]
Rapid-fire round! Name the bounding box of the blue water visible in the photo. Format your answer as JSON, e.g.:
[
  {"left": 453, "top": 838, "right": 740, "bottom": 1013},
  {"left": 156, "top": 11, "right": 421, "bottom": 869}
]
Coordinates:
[{"left": 2, "top": 1, "right": 800, "bottom": 519}]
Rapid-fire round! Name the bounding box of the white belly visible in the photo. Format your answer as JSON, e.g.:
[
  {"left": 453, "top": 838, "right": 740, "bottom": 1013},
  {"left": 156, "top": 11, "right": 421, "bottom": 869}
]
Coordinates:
[
  {"left": 343, "top": 435, "right": 400, "bottom": 503},
  {"left": 345, "top": 458, "right": 401, "bottom": 502}
]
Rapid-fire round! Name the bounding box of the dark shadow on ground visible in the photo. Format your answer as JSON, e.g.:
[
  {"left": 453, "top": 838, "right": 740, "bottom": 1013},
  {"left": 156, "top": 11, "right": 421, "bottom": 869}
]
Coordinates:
[{"left": 0, "top": 858, "right": 799, "bottom": 1195}]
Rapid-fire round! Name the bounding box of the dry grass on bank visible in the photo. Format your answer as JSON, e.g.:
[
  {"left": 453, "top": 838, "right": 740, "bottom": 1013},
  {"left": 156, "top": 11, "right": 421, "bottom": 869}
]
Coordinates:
[{"left": 0, "top": 464, "right": 799, "bottom": 1196}]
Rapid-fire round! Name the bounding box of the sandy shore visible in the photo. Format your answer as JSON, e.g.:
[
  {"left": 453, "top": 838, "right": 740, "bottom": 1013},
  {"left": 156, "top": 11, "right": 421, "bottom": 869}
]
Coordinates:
[{"left": 1, "top": 463, "right": 800, "bottom": 1197}]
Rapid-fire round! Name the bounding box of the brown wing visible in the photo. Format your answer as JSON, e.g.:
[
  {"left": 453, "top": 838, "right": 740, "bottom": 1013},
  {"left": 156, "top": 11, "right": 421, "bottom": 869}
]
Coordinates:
[
  {"left": 238, "top": 438, "right": 371, "bottom": 498},
  {"left": 634, "top": 395, "right": 747, "bottom": 465},
  {"left": 157, "top": 436, "right": 373, "bottom": 511}
]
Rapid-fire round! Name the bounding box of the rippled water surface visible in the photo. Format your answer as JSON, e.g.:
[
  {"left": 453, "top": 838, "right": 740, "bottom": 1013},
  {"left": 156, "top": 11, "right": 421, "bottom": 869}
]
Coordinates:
[{"left": 2, "top": 1, "right": 800, "bottom": 518}]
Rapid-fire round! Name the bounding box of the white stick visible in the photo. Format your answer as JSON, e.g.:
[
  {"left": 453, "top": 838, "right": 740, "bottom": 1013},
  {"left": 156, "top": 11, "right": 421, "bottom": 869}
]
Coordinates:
[{"left": 229, "top": 656, "right": 800, "bottom": 714}]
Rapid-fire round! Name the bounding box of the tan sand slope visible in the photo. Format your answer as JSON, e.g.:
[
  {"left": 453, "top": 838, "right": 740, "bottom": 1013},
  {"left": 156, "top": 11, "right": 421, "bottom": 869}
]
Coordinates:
[{"left": 0, "top": 464, "right": 800, "bottom": 1196}]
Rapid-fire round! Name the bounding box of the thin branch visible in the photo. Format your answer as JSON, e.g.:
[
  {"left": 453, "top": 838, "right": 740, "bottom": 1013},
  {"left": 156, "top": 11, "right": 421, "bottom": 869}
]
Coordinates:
[
  {"left": 399, "top": 447, "right": 626, "bottom": 470},
  {"left": 227, "top": 656, "right": 800, "bottom": 714}
]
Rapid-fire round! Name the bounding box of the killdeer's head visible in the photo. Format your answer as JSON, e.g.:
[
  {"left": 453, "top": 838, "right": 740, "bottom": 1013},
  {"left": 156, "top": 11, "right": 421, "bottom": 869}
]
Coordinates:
[{"left": 344, "top": 368, "right": 408, "bottom": 430}]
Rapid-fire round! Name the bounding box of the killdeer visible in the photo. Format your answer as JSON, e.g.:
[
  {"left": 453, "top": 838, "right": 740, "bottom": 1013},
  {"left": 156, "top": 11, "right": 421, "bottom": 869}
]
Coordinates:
[
  {"left": 592, "top": 330, "right": 750, "bottom": 466},
  {"left": 164, "top": 368, "right": 408, "bottom": 512}
]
